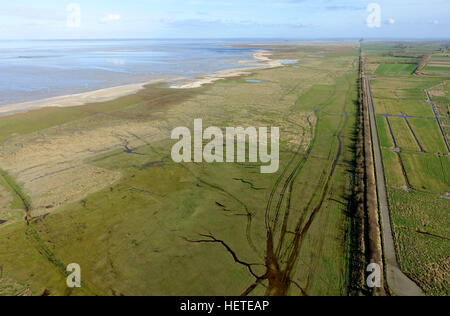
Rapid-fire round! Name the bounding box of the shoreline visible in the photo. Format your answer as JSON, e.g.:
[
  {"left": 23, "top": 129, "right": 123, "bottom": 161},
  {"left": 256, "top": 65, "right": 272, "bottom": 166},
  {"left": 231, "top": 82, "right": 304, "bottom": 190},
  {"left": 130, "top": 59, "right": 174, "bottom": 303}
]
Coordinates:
[
  {"left": 0, "top": 79, "right": 169, "bottom": 117},
  {"left": 170, "top": 50, "right": 292, "bottom": 89},
  {"left": 0, "top": 50, "right": 295, "bottom": 117}
]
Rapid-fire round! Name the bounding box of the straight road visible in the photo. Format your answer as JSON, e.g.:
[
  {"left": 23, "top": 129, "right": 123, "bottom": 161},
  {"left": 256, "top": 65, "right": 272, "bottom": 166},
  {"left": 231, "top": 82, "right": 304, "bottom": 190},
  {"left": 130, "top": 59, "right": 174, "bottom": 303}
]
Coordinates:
[{"left": 365, "top": 78, "right": 424, "bottom": 296}]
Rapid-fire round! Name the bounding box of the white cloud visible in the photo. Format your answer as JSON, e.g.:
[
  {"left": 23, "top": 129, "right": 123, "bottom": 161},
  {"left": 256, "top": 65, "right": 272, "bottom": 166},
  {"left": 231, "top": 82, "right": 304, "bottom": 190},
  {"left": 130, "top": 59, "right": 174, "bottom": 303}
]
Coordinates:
[
  {"left": 388, "top": 18, "right": 395, "bottom": 25},
  {"left": 433, "top": 20, "right": 439, "bottom": 25},
  {"left": 100, "top": 14, "right": 121, "bottom": 24}
]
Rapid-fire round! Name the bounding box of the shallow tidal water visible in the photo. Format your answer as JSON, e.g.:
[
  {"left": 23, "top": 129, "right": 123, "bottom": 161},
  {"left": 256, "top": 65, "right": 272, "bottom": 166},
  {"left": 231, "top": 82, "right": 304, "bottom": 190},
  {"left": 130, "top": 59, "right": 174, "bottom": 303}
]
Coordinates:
[{"left": 0, "top": 39, "right": 273, "bottom": 107}]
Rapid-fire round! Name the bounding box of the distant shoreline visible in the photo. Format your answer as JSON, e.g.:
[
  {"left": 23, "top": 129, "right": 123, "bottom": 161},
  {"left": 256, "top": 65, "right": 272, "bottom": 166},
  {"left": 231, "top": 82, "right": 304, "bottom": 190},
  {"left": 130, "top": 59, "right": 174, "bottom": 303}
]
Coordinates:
[
  {"left": 0, "top": 49, "right": 295, "bottom": 117},
  {"left": 170, "top": 50, "right": 293, "bottom": 89}
]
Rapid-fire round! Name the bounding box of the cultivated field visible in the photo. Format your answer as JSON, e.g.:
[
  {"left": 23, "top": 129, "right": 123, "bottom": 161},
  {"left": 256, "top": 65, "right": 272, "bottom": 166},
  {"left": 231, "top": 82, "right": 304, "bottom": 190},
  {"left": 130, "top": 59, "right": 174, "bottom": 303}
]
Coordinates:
[
  {"left": 375, "top": 64, "right": 417, "bottom": 75},
  {"left": 363, "top": 41, "right": 450, "bottom": 296},
  {"left": 0, "top": 43, "right": 360, "bottom": 296}
]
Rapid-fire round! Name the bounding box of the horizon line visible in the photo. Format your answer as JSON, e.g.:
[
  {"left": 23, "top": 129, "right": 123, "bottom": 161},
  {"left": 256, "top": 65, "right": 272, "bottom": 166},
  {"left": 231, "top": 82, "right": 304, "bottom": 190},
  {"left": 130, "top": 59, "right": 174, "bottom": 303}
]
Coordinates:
[{"left": 1, "top": 37, "right": 450, "bottom": 42}]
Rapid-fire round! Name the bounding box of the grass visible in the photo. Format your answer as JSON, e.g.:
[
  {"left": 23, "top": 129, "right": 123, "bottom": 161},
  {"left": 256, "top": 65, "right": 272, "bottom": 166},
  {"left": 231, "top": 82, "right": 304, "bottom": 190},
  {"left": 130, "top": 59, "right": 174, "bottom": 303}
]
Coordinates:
[
  {"left": 401, "top": 152, "right": 449, "bottom": 194},
  {"left": 370, "top": 76, "right": 442, "bottom": 104},
  {"left": 430, "top": 55, "right": 450, "bottom": 62},
  {"left": 375, "top": 64, "right": 417, "bottom": 75},
  {"left": 376, "top": 116, "right": 394, "bottom": 148},
  {"left": 0, "top": 273, "right": 32, "bottom": 296},
  {"left": 0, "top": 94, "right": 146, "bottom": 142},
  {"left": 366, "top": 41, "right": 450, "bottom": 296},
  {"left": 371, "top": 88, "right": 426, "bottom": 100},
  {"left": 372, "top": 98, "right": 434, "bottom": 117},
  {"left": 389, "top": 117, "right": 421, "bottom": 152},
  {"left": 408, "top": 118, "right": 448, "bottom": 154},
  {"left": 0, "top": 169, "right": 30, "bottom": 211},
  {"left": 388, "top": 188, "right": 450, "bottom": 296},
  {"left": 424, "top": 66, "right": 450, "bottom": 75},
  {"left": 294, "top": 85, "right": 335, "bottom": 111},
  {"left": 381, "top": 150, "right": 406, "bottom": 188},
  {"left": 0, "top": 44, "right": 359, "bottom": 296},
  {"left": 0, "top": 173, "right": 27, "bottom": 225}
]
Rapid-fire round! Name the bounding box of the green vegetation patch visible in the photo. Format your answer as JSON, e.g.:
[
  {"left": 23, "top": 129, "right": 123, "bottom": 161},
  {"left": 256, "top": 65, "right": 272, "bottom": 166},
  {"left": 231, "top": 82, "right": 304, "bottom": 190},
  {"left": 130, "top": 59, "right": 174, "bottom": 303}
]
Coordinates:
[
  {"left": 373, "top": 98, "right": 434, "bottom": 117},
  {"left": 424, "top": 66, "right": 450, "bottom": 75},
  {"left": 375, "top": 64, "right": 417, "bottom": 75},
  {"left": 381, "top": 150, "right": 406, "bottom": 188},
  {"left": 376, "top": 116, "right": 394, "bottom": 148},
  {"left": 430, "top": 55, "right": 450, "bottom": 63},
  {"left": 0, "top": 46, "right": 359, "bottom": 296},
  {"left": 389, "top": 188, "right": 450, "bottom": 296},
  {"left": 408, "top": 118, "right": 448, "bottom": 154},
  {"left": 0, "top": 94, "right": 145, "bottom": 142},
  {"left": 0, "top": 169, "right": 30, "bottom": 211},
  {"left": 0, "top": 274, "right": 32, "bottom": 296},
  {"left": 371, "top": 76, "right": 442, "bottom": 95},
  {"left": 400, "top": 152, "right": 450, "bottom": 194},
  {"left": 389, "top": 117, "right": 420, "bottom": 152},
  {"left": 294, "top": 84, "right": 335, "bottom": 112},
  {"left": 366, "top": 41, "right": 450, "bottom": 297}
]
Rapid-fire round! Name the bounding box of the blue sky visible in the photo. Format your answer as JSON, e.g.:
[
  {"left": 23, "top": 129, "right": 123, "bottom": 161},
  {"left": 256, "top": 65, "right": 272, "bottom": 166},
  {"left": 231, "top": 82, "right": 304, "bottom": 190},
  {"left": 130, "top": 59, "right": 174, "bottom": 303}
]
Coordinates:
[{"left": 0, "top": 0, "right": 449, "bottom": 39}]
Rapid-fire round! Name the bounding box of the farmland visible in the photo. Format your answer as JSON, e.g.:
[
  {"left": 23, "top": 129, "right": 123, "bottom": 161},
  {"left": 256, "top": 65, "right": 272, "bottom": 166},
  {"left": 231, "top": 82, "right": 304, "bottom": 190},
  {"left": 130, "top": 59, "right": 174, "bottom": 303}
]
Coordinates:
[
  {"left": 375, "top": 64, "right": 417, "bottom": 75},
  {"left": 388, "top": 117, "right": 421, "bottom": 152},
  {"left": 424, "top": 66, "right": 450, "bottom": 76},
  {"left": 363, "top": 41, "right": 450, "bottom": 296},
  {"left": 408, "top": 118, "right": 448, "bottom": 154}
]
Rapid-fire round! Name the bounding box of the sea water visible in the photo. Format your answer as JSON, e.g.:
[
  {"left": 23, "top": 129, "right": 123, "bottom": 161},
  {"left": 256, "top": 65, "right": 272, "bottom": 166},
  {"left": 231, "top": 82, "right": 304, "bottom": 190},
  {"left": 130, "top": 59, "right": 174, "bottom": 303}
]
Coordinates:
[{"left": 0, "top": 39, "right": 271, "bottom": 107}]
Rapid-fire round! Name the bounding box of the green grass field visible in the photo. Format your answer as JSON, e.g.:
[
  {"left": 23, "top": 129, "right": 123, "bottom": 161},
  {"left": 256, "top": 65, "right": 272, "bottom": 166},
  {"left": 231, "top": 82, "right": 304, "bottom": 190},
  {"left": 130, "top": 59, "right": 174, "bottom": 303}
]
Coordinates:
[
  {"left": 388, "top": 188, "right": 450, "bottom": 296},
  {"left": 401, "top": 152, "right": 449, "bottom": 194},
  {"left": 389, "top": 117, "right": 421, "bottom": 152},
  {"left": 424, "top": 66, "right": 450, "bottom": 75},
  {"left": 408, "top": 118, "right": 448, "bottom": 154},
  {"left": 376, "top": 116, "right": 394, "bottom": 148},
  {"left": 0, "top": 94, "right": 150, "bottom": 143},
  {"left": 381, "top": 150, "right": 407, "bottom": 188},
  {"left": 430, "top": 55, "right": 450, "bottom": 62},
  {"left": 372, "top": 98, "right": 434, "bottom": 117},
  {"left": 0, "top": 44, "right": 359, "bottom": 296},
  {"left": 375, "top": 64, "right": 417, "bottom": 75}
]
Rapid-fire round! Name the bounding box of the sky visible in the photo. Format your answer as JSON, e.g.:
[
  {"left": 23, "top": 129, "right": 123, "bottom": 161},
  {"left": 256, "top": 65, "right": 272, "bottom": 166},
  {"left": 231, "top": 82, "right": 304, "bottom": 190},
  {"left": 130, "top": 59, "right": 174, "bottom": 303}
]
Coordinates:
[{"left": 0, "top": 0, "right": 449, "bottom": 40}]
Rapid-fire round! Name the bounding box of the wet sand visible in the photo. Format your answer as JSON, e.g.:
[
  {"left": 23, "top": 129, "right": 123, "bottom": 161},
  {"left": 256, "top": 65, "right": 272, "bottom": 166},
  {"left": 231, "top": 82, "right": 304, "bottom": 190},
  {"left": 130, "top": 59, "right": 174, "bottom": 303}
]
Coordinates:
[{"left": 0, "top": 79, "right": 169, "bottom": 117}]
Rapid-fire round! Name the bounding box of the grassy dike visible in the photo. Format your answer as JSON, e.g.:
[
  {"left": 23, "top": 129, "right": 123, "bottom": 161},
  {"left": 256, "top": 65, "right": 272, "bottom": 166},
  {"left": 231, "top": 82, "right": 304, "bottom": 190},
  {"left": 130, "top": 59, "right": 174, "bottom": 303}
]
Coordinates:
[{"left": 0, "top": 43, "right": 360, "bottom": 296}]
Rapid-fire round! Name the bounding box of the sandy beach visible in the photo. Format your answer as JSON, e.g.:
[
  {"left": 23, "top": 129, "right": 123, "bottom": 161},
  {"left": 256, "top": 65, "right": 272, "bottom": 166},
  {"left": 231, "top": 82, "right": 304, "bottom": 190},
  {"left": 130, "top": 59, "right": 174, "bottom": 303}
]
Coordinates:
[
  {"left": 170, "top": 50, "right": 295, "bottom": 89},
  {"left": 0, "top": 79, "right": 169, "bottom": 117},
  {"left": 0, "top": 50, "right": 296, "bottom": 117}
]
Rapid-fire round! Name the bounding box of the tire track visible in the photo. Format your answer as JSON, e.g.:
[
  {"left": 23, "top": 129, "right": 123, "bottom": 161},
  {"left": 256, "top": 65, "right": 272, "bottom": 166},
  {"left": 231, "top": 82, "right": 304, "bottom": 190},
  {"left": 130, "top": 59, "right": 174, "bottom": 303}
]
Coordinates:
[
  {"left": 281, "top": 110, "right": 348, "bottom": 289},
  {"left": 267, "top": 69, "right": 340, "bottom": 251},
  {"left": 259, "top": 70, "right": 350, "bottom": 295}
]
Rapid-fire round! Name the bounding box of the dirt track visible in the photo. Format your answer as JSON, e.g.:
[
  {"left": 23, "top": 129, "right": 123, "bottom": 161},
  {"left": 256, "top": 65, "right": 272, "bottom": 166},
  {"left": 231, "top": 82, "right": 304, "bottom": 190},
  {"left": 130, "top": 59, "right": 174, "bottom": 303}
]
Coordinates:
[{"left": 365, "top": 77, "right": 424, "bottom": 296}]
